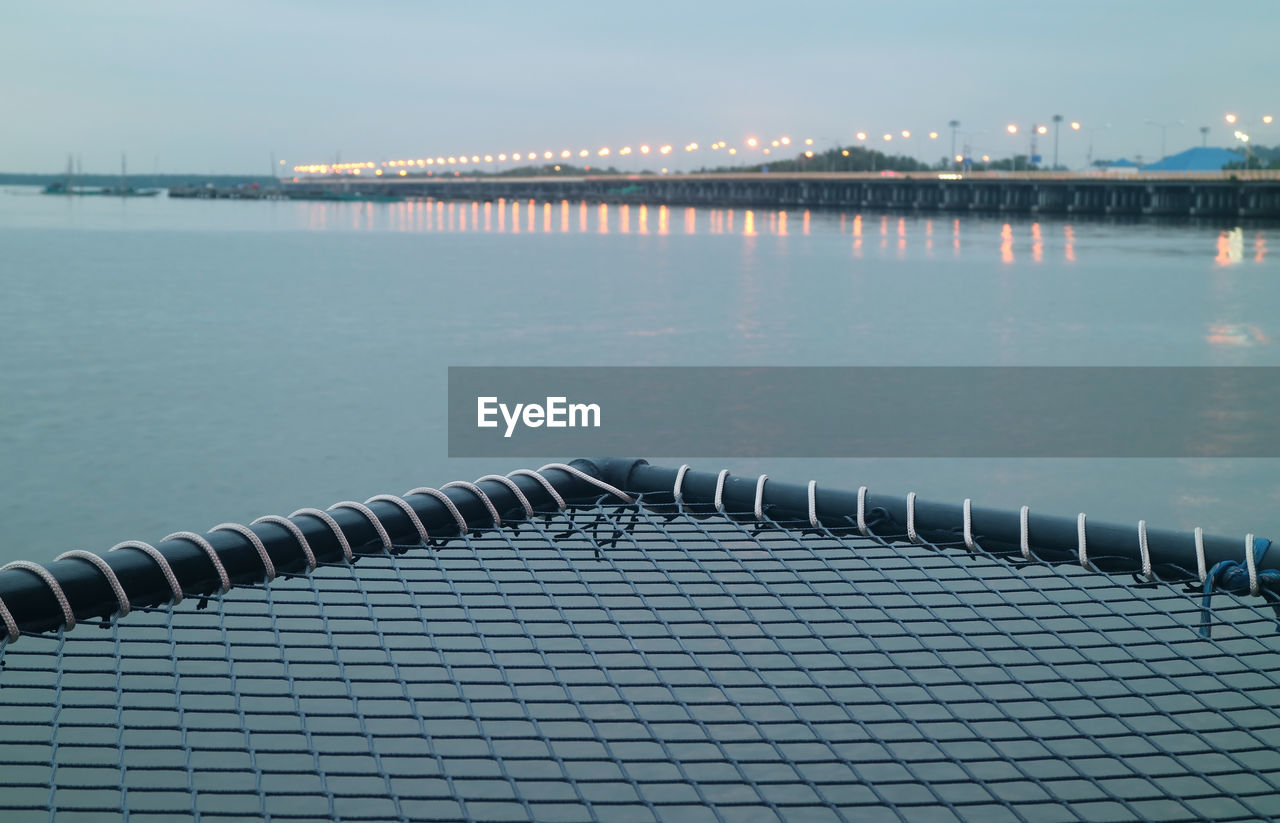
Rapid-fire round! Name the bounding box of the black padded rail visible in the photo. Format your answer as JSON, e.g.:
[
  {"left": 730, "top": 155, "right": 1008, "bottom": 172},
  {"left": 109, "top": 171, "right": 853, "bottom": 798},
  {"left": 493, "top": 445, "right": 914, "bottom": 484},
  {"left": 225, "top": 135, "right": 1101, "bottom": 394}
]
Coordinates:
[
  {"left": 0, "top": 458, "right": 1272, "bottom": 641},
  {"left": 0, "top": 461, "right": 611, "bottom": 638},
  {"left": 586, "top": 458, "right": 1275, "bottom": 579}
]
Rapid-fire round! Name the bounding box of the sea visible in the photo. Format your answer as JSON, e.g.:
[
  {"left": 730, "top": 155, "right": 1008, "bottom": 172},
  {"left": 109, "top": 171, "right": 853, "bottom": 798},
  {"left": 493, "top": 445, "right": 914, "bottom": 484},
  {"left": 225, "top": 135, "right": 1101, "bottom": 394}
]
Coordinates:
[{"left": 1, "top": 186, "right": 1277, "bottom": 564}]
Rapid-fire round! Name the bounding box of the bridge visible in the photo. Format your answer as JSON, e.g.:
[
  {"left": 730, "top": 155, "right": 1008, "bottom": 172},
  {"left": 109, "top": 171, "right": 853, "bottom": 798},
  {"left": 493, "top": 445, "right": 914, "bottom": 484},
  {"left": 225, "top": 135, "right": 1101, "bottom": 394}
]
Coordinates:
[{"left": 282, "top": 171, "right": 1280, "bottom": 219}]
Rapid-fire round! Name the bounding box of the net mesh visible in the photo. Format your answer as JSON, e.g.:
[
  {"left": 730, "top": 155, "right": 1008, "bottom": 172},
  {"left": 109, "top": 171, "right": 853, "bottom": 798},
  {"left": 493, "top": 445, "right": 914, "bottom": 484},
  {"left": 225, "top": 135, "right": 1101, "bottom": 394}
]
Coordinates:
[{"left": 2, "top": 494, "right": 1278, "bottom": 822}]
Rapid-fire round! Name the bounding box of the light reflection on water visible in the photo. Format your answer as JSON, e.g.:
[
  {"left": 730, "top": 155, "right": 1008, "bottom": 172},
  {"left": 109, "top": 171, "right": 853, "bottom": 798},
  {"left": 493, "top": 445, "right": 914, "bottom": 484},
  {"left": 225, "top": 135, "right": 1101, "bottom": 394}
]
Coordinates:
[{"left": 286, "top": 196, "right": 1269, "bottom": 266}]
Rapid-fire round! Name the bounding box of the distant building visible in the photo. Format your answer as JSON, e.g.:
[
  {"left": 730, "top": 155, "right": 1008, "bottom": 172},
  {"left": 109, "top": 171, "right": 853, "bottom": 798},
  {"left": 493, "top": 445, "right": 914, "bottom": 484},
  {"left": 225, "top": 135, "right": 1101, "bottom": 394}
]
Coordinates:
[
  {"left": 1141, "top": 147, "right": 1245, "bottom": 172},
  {"left": 1094, "top": 158, "right": 1141, "bottom": 175}
]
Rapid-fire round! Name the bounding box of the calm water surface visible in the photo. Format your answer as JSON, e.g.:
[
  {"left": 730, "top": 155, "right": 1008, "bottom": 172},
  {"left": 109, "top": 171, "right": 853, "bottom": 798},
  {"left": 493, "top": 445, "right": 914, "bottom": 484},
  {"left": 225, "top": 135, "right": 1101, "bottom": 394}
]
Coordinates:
[{"left": 1, "top": 187, "right": 1276, "bottom": 562}]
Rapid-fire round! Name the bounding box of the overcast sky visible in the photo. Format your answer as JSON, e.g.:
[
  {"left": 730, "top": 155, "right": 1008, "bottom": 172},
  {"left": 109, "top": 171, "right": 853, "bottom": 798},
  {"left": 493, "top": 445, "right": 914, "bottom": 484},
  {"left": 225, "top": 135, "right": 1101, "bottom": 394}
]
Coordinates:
[{"left": 3, "top": 1, "right": 1277, "bottom": 174}]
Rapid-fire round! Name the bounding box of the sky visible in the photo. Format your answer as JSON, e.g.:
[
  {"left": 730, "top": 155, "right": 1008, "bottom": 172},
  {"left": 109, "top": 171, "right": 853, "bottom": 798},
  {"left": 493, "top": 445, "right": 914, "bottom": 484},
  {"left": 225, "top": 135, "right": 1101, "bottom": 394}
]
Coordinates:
[{"left": 2, "top": 0, "right": 1277, "bottom": 174}]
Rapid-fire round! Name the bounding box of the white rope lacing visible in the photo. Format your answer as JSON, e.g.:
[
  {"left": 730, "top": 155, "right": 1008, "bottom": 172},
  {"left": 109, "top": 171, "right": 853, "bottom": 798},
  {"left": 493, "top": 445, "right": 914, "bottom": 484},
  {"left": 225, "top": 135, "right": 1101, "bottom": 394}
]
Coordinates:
[
  {"left": 856, "top": 487, "right": 870, "bottom": 536},
  {"left": 288, "top": 509, "right": 353, "bottom": 562},
  {"left": 505, "top": 469, "right": 566, "bottom": 511},
  {"left": 403, "top": 487, "right": 469, "bottom": 535},
  {"left": 327, "top": 502, "right": 393, "bottom": 553},
  {"left": 363, "top": 496, "right": 431, "bottom": 544},
  {"left": 250, "top": 515, "right": 317, "bottom": 572},
  {"left": 163, "top": 531, "right": 231, "bottom": 593},
  {"left": 1077, "top": 513, "right": 1091, "bottom": 569},
  {"left": 1137, "top": 520, "right": 1154, "bottom": 582},
  {"left": 906, "top": 492, "right": 920, "bottom": 543},
  {"left": 1019, "top": 506, "right": 1031, "bottom": 560},
  {"left": 474, "top": 475, "right": 535, "bottom": 520},
  {"left": 672, "top": 464, "right": 691, "bottom": 505},
  {"left": 209, "top": 523, "right": 275, "bottom": 581},
  {"left": 0, "top": 595, "right": 18, "bottom": 641},
  {"left": 807, "top": 481, "right": 820, "bottom": 529},
  {"left": 536, "top": 463, "right": 634, "bottom": 504},
  {"left": 1194, "top": 527, "right": 1207, "bottom": 583},
  {"left": 111, "top": 540, "right": 183, "bottom": 604},
  {"left": 754, "top": 475, "right": 768, "bottom": 521},
  {"left": 962, "top": 499, "right": 975, "bottom": 551},
  {"left": 442, "top": 481, "right": 502, "bottom": 527},
  {"left": 0, "top": 561, "right": 75, "bottom": 631},
  {"left": 713, "top": 470, "right": 730, "bottom": 512},
  {"left": 55, "top": 550, "right": 130, "bottom": 618},
  {"left": 1245, "top": 533, "right": 1259, "bottom": 596}
]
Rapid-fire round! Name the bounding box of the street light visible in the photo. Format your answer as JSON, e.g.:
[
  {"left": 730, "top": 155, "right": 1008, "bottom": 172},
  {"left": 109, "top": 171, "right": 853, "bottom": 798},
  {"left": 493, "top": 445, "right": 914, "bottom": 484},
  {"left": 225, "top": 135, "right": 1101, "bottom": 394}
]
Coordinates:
[
  {"left": 1085, "top": 123, "right": 1111, "bottom": 167},
  {"left": 948, "top": 120, "right": 960, "bottom": 169},
  {"left": 1051, "top": 114, "right": 1063, "bottom": 169},
  {"left": 1233, "top": 130, "right": 1252, "bottom": 167},
  {"left": 1144, "top": 119, "right": 1184, "bottom": 160}
]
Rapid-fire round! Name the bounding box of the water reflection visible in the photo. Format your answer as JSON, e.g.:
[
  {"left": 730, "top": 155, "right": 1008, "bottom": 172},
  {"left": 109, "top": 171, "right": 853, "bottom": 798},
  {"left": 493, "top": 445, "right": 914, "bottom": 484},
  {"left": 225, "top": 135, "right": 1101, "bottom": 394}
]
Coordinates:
[
  {"left": 291, "top": 199, "right": 1269, "bottom": 267},
  {"left": 1215, "top": 228, "right": 1244, "bottom": 265},
  {"left": 1000, "top": 223, "right": 1014, "bottom": 264},
  {"left": 1206, "top": 323, "right": 1271, "bottom": 347}
]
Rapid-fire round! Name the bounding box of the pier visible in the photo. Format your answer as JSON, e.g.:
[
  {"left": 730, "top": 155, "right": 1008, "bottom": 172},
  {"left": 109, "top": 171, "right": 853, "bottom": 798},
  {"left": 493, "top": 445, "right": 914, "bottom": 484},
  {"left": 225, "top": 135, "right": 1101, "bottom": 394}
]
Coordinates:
[{"left": 281, "top": 171, "right": 1280, "bottom": 219}]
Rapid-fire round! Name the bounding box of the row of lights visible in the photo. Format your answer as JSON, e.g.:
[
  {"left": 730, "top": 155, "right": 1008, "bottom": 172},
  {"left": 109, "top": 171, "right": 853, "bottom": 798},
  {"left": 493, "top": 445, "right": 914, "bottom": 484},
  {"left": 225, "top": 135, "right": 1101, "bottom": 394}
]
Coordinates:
[
  {"left": 293, "top": 114, "right": 1269, "bottom": 175},
  {"left": 293, "top": 135, "right": 850, "bottom": 175}
]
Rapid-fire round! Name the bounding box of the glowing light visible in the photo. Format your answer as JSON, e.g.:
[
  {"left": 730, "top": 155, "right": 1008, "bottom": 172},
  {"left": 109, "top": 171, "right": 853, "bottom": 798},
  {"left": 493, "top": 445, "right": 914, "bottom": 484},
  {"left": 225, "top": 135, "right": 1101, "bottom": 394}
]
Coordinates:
[
  {"left": 883, "top": 133, "right": 892, "bottom": 141},
  {"left": 982, "top": 154, "right": 990, "bottom": 162},
  {"left": 659, "top": 145, "right": 672, "bottom": 154},
  {"left": 559, "top": 150, "right": 569, "bottom": 158},
  {"left": 901, "top": 130, "right": 911, "bottom": 138},
  {"left": 1070, "top": 121, "right": 1081, "bottom": 130},
  {"left": 728, "top": 148, "right": 736, "bottom": 155},
  {"left": 689, "top": 142, "right": 698, "bottom": 150},
  {"left": 399, "top": 169, "right": 407, "bottom": 176},
  {"left": 841, "top": 149, "right": 849, "bottom": 156},
  {"left": 640, "top": 145, "right": 651, "bottom": 154},
  {"left": 484, "top": 155, "right": 493, "bottom": 163},
  {"left": 746, "top": 137, "right": 758, "bottom": 147},
  {"left": 804, "top": 150, "right": 814, "bottom": 158},
  {"left": 763, "top": 148, "right": 770, "bottom": 154},
  {"left": 929, "top": 131, "right": 939, "bottom": 139},
  {"left": 599, "top": 147, "right": 610, "bottom": 156},
  {"left": 955, "top": 154, "right": 963, "bottom": 162},
  {"left": 579, "top": 149, "right": 589, "bottom": 157},
  {"left": 436, "top": 157, "right": 445, "bottom": 164},
  {"left": 620, "top": 146, "right": 631, "bottom": 155},
  {"left": 1266, "top": 115, "right": 1275, "bottom": 125},
  {"left": 544, "top": 151, "right": 553, "bottom": 159},
  {"left": 375, "top": 169, "right": 383, "bottom": 175},
  {"left": 472, "top": 155, "right": 481, "bottom": 162},
  {"left": 513, "top": 153, "right": 521, "bottom": 161},
  {"left": 771, "top": 140, "right": 779, "bottom": 147},
  {"left": 804, "top": 138, "right": 814, "bottom": 145},
  {"left": 459, "top": 156, "right": 468, "bottom": 164},
  {"left": 780, "top": 136, "right": 791, "bottom": 145},
  {"left": 1006, "top": 124, "right": 1018, "bottom": 134},
  {"left": 1225, "top": 113, "right": 1237, "bottom": 124},
  {"left": 498, "top": 154, "right": 507, "bottom": 161},
  {"left": 448, "top": 156, "right": 457, "bottom": 164},
  {"left": 1037, "top": 125, "right": 1048, "bottom": 135},
  {"left": 856, "top": 132, "right": 867, "bottom": 141}
]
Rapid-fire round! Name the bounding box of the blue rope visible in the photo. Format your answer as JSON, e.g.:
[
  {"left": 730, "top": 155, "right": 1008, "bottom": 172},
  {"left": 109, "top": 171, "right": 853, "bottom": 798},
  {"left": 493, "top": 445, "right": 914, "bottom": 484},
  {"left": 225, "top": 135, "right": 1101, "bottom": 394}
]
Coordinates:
[{"left": 1200, "top": 537, "right": 1279, "bottom": 637}]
